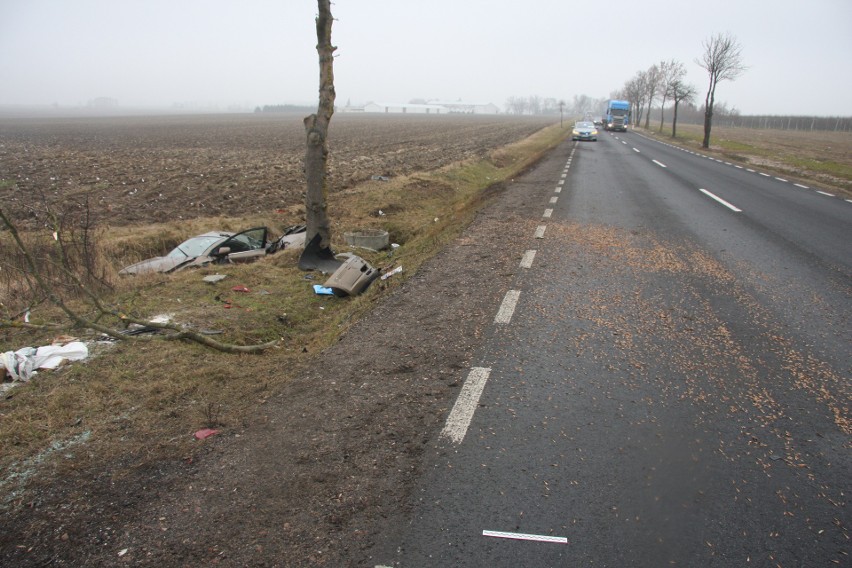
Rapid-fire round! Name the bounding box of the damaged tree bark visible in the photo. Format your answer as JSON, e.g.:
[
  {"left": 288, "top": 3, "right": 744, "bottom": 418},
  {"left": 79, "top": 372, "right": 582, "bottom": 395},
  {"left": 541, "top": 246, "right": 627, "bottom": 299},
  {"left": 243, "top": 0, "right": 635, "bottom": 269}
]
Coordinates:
[{"left": 303, "top": 0, "right": 336, "bottom": 250}]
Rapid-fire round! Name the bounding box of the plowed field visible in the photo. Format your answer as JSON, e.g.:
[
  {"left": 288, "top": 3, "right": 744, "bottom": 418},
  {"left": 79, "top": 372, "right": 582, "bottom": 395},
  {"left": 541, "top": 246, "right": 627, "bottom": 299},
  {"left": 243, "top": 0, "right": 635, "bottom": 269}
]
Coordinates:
[{"left": 0, "top": 113, "right": 556, "bottom": 226}]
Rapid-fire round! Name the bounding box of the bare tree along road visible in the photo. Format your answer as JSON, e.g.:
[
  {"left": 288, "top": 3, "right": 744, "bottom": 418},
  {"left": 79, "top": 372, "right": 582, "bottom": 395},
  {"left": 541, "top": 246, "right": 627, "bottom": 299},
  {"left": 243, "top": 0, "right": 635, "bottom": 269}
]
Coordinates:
[{"left": 372, "top": 130, "right": 851, "bottom": 567}]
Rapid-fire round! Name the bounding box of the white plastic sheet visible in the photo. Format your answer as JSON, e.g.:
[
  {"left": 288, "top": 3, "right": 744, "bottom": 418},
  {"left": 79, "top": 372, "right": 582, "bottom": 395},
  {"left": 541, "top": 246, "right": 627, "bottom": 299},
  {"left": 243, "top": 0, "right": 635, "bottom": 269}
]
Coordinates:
[{"left": 1, "top": 341, "right": 89, "bottom": 382}]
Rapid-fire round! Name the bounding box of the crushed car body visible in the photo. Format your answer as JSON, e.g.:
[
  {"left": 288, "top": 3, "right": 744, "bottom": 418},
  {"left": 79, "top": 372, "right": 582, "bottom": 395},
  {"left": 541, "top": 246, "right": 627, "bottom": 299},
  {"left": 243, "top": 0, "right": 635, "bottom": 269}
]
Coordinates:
[{"left": 120, "top": 226, "right": 306, "bottom": 275}]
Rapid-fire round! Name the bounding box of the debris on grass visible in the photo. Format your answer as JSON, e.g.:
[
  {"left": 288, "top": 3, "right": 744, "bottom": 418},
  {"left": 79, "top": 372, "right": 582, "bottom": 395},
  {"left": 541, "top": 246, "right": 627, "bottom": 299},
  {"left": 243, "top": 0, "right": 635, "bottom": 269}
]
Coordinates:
[{"left": 194, "top": 428, "right": 219, "bottom": 440}]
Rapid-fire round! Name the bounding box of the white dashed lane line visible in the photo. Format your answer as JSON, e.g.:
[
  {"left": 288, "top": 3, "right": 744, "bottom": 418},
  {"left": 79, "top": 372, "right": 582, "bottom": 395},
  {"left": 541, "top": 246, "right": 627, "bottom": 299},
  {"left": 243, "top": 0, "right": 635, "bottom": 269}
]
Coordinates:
[
  {"left": 630, "top": 131, "right": 849, "bottom": 205},
  {"left": 440, "top": 367, "right": 492, "bottom": 444},
  {"left": 700, "top": 188, "right": 742, "bottom": 212}
]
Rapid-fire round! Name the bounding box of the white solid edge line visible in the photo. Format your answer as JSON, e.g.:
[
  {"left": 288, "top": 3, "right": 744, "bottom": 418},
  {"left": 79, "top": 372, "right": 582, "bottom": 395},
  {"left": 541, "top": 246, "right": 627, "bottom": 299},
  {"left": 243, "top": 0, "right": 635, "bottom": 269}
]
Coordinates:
[
  {"left": 652, "top": 160, "right": 667, "bottom": 168},
  {"left": 520, "top": 250, "right": 536, "bottom": 269},
  {"left": 482, "top": 530, "right": 568, "bottom": 544},
  {"left": 495, "top": 290, "right": 521, "bottom": 324},
  {"left": 699, "top": 188, "right": 742, "bottom": 212},
  {"left": 440, "top": 367, "right": 492, "bottom": 444}
]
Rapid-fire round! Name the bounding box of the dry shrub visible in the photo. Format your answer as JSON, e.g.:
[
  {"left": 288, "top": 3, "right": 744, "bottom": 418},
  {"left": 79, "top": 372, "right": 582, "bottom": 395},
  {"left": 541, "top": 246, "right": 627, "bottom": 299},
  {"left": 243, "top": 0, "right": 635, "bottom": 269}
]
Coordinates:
[{"left": 1, "top": 206, "right": 114, "bottom": 319}]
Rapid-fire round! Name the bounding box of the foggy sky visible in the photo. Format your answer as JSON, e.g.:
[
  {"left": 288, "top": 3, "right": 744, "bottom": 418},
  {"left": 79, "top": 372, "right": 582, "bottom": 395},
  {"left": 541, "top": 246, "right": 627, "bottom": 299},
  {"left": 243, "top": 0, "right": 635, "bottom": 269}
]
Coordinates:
[{"left": 1, "top": 0, "right": 850, "bottom": 116}]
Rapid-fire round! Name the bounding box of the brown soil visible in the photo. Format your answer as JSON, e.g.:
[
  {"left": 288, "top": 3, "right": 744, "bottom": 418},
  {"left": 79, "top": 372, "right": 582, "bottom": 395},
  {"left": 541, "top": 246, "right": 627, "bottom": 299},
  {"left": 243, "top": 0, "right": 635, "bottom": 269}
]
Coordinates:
[
  {"left": 0, "top": 113, "right": 554, "bottom": 228},
  {"left": 0, "top": 114, "right": 558, "bottom": 566}
]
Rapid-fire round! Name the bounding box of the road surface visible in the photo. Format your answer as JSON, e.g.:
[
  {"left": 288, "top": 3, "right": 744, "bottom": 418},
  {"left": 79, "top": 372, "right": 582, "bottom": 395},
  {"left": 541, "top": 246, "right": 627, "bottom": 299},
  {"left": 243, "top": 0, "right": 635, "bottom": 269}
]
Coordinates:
[{"left": 372, "top": 130, "right": 851, "bottom": 567}]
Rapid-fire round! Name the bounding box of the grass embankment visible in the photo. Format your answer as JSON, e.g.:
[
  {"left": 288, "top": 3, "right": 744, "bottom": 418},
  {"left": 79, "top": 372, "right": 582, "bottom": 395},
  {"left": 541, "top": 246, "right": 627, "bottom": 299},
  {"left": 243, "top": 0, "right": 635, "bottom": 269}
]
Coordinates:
[
  {"left": 0, "top": 122, "right": 570, "bottom": 484},
  {"left": 639, "top": 123, "right": 852, "bottom": 197}
]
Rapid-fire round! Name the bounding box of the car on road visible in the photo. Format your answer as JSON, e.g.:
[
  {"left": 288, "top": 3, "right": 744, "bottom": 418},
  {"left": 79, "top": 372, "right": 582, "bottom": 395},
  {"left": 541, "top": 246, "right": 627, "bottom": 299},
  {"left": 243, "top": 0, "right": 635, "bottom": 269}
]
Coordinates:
[
  {"left": 119, "top": 227, "right": 270, "bottom": 275},
  {"left": 572, "top": 121, "right": 598, "bottom": 141}
]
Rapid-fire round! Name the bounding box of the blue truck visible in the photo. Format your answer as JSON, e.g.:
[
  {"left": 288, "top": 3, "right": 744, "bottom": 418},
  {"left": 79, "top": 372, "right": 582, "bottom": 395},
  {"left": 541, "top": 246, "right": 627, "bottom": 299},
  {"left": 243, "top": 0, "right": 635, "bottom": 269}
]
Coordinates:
[{"left": 603, "top": 100, "right": 631, "bottom": 132}]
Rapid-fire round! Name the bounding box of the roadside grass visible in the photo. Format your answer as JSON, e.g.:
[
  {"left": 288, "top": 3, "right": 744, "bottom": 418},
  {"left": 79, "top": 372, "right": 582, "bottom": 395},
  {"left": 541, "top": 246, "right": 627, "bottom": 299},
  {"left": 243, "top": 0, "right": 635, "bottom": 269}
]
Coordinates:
[
  {"left": 640, "top": 123, "right": 852, "bottom": 196},
  {"left": 0, "top": 121, "right": 570, "bottom": 483}
]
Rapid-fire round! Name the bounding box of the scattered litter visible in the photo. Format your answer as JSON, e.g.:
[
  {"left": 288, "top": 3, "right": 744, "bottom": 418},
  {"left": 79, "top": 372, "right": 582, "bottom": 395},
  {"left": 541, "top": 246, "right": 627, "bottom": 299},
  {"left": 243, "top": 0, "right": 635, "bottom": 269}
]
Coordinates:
[
  {"left": 313, "top": 284, "right": 335, "bottom": 295},
  {"left": 378, "top": 209, "right": 386, "bottom": 216},
  {"left": 2, "top": 341, "right": 89, "bottom": 382},
  {"left": 194, "top": 428, "right": 219, "bottom": 440},
  {"left": 203, "top": 274, "right": 227, "bottom": 284},
  {"left": 371, "top": 175, "right": 390, "bottom": 181},
  {"left": 120, "top": 314, "right": 174, "bottom": 336},
  {"left": 381, "top": 265, "right": 403, "bottom": 280},
  {"left": 120, "top": 326, "right": 159, "bottom": 336},
  {"left": 231, "top": 285, "right": 251, "bottom": 293},
  {"left": 118, "top": 549, "right": 129, "bottom": 557}
]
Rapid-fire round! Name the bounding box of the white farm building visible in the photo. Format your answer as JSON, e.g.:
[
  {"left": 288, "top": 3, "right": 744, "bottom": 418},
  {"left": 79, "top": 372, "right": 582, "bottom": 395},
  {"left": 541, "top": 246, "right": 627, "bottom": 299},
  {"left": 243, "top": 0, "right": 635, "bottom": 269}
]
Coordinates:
[
  {"left": 362, "top": 102, "right": 447, "bottom": 114},
  {"left": 351, "top": 101, "right": 500, "bottom": 115},
  {"left": 427, "top": 100, "right": 500, "bottom": 115}
]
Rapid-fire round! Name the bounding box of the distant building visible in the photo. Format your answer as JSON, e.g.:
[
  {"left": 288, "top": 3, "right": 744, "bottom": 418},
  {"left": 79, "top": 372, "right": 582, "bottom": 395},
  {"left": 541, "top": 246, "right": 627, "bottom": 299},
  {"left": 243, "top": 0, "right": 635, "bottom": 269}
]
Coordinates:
[
  {"left": 362, "top": 102, "right": 447, "bottom": 114},
  {"left": 347, "top": 100, "right": 500, "bottom": 115},
  {"left": 427, "top": 100, "right": 500, "bottom": 115}
]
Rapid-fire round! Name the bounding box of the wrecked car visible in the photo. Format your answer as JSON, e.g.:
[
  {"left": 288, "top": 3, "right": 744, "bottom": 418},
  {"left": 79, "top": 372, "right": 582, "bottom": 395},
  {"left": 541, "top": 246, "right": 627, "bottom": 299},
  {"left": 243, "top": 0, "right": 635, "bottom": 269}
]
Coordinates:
[{"left": 119, "top": 227, "right": 271, "bottom": 275}]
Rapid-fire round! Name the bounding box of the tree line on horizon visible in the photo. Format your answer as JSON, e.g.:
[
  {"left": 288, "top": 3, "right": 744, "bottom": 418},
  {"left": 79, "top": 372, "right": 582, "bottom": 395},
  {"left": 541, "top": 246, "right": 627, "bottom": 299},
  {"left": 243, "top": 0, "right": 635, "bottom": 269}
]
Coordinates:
[{"left": 506, "top": 33, "right": 851, "bottom": 135}]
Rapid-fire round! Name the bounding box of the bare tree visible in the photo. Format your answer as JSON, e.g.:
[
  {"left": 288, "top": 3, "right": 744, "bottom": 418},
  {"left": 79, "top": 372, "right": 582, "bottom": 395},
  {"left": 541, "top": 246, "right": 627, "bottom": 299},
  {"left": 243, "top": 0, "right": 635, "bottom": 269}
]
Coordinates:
[
  {"left": 505, "top": 96, "right": 528, "bottom": 115},
  {"left": 643, "top": 64, "right": 661, "bottom": 129},
  {"left": 528, "top": 95, "right": 542, "bottom": 115},
  {"left": 624, "top": 71, "right": 648, "bottom": 128},
  {"left": 669, "top": 78, "right": 698, "bottom": 138},
  {"left": 696, "top": 32, "right": 747, "bottom": 148},
  {"left": 303, "top": 0, "right": 336, "bottom": 249},
  {"left": 658, "top": 59, "right": 685, "bottom": 132}
]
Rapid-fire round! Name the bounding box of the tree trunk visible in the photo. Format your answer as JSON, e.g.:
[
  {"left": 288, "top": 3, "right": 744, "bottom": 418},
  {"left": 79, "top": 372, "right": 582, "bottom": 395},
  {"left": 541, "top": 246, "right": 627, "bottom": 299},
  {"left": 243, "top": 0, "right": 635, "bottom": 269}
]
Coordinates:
[
  {"left": 702, "top": 78, "right": 715, "bottom": 149},
  {"left": 304, "top": 0, "right": 336, "bottom": 249},
  {"left": 672, "top": 101, "right": 679, "bottom": 138}
]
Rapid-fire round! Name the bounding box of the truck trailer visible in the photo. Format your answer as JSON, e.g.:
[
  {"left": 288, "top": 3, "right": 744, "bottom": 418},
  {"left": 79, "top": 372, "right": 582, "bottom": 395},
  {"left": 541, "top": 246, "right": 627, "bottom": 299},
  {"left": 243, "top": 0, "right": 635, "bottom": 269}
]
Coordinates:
[{"left": 603, "top": 100, "right": 630, "bottom": 132}]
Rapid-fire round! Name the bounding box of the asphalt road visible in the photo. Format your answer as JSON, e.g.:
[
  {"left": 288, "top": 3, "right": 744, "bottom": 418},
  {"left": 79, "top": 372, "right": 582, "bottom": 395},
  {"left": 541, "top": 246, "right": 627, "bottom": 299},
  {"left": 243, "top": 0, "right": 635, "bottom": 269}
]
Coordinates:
[{"left": 373, "top": 130, "right": 851, "bottom": 567}]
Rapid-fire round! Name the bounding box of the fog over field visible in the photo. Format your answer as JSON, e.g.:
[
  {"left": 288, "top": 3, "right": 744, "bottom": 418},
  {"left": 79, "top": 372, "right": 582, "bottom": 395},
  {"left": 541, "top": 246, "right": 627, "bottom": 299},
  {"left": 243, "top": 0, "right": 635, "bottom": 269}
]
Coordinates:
[{"left": 1, "top": 0, "right": 850, "bottom": 116}]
